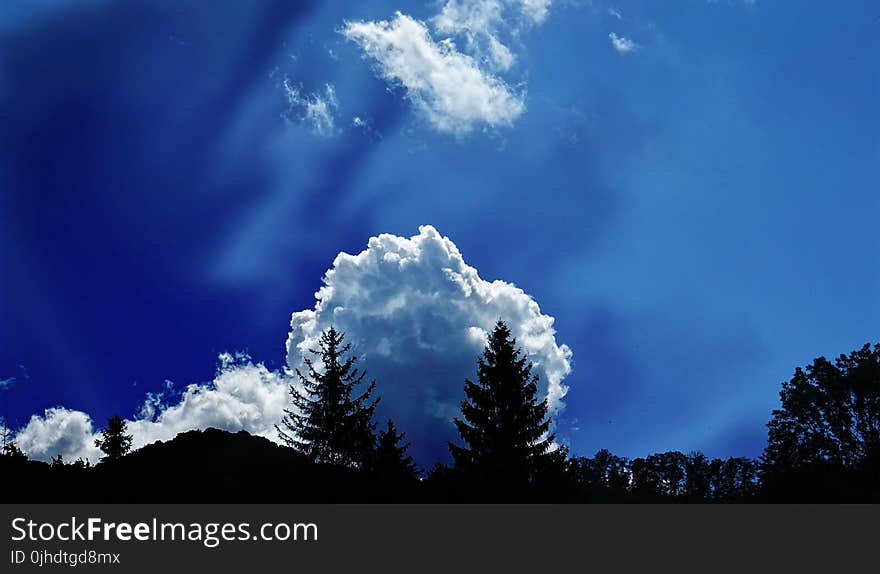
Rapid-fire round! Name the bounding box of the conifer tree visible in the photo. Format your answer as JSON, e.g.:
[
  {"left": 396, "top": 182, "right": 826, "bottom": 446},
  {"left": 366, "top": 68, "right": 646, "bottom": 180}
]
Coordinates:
[
  {"left": 372, "top": 419, "right": 419, "bottom": 481},
  {"left": 449, "top": 320, "right": 556, "bottom": 487},
  {"left": 2, "top": 442, "right": 27, "bottom": 460},
  {"left": 277, "top": 327, "right": 379, "bottom": 467},
  {"left": 0, "top": 417, "right": 12, "bottom": 450},
  {"left": 95, "top": 415, "right": 133, "bottom": 461},
  {"left": 0, "top": 418, "right": 26, "bottom": 460}
]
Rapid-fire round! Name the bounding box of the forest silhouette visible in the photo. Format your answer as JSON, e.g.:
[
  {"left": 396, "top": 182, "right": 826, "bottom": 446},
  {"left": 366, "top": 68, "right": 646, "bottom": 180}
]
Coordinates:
[{"left": 1, "top": 322, "right": 878, "bottom": 503}]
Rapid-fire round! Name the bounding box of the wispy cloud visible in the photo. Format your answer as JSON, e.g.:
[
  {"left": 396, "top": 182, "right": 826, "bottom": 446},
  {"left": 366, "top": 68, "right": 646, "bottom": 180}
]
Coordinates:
[
  {"left": 281, "top": 80, "right": 339, "bottom": 136},
  {"left": 0, "top": 377, "right": 14, "bottom": 390},
  {"left": 609, "top": 32, "right": 639, "bottom": 54},
  {"left": 433, "top": 0, "right": 550, "bottom": 71}
]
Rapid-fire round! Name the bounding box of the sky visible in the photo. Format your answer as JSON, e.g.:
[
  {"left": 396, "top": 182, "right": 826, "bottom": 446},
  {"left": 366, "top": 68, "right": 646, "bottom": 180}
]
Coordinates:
[{"left": 1, "top": 0, "right": 878, "bottom": 466}]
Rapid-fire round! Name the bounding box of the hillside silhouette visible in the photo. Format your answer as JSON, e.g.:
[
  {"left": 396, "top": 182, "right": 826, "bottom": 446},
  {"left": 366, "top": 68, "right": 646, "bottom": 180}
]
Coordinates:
[
  {"left": 0, "top": 428, "right": 420, "bottom": 503},
  {"left": 2, "top": 326, "right": 878, "bottom": 503},
  {"left": 2, "top": 425, "right": 877, "bottom": 503}
]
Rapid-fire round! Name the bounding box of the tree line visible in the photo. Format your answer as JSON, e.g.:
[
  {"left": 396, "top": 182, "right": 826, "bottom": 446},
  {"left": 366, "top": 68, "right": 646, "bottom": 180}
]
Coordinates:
[{"left": 2, "top": 322, "right": 878, "bottom": 502}]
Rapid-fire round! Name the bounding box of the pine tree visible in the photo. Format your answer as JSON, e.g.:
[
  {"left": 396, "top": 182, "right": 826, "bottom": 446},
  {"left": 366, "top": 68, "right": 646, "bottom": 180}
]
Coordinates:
[
  {"left": 2, "top": 442, "right": 27, "bottom": 460},
  {"left": 372, "top": 419, "right": 419, "bottom": 481},
  {"left": 277, "top": 327, "right": 380, "bottom": 467},
  {"left": 449, "top": 320, "right": 556, "bottom": 487},
  {"left": 0, "top": 417, "right": 12, "bottom": 450},
  {"left": 95, "top": 415, "right": 133, "bottom": 462},
  {"left": 0, "top": 418, "right": 26, "bottom": 460}
]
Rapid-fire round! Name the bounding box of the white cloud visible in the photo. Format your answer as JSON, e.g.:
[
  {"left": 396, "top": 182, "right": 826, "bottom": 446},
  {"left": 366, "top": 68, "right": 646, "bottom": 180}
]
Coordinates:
[
  {"left": 521, "top": 0, "right": 552, "bottom": 23},
  {"left": 0, "top": 377, "right": 13, "bottom": 390},
  {"left": 14, "top": 408, "right": 102, "bottom": 463},
  {"left": 342, "top": 12, "right": 525, "bottom": 134},
  {"left": 609, "top": 32, "right": 639, "bottom": 54},
  {"left": 126, "top": 354, "right": 292, "bottom": 450},
  {"left": 434, "top": 1, "right": 508, "bottom": 70},
  {"left": 435, "top": 0, "right": 505, "bottom": 38},
  {"left": 286, "top": 225, "right": 572, "bottom": 464},
  {"left": 487, "top": 34, "right": 516, "bottom": 70},
  {"left": 433, "top": 0, "right": 549, "bottom": 71},
  {"left": 14, "top": 355, "right": 293, "bottom": 463},
  {"left": 608, "top": 7, "right": 623, "bottom": 20},
  {"left": 281, "top": 79, "right": 339, "bottom": 136},
  {"left": 351, "top": 115, "right": 382, "bottom": 141}
]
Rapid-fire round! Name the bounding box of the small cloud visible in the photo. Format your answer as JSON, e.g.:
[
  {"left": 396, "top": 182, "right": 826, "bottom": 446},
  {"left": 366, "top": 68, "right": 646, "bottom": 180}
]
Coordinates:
[
  {"left": 0, "top": 377, "right": 14, "bottom": 390},
  {"left": 487, "top": 35, "right": 515, "bottom": 71},
  {"left": 351, "top": 115, "right": 382, "bottom": 141},
  {"left": 281, "top": 80, "right": 339, "bottom": 137},
  {"left": 608, "top": 7, "right": 623, "bottom": 20},
  {"left": 521, "top": 0, "right": 552, "bottom": 23},
  {"left": 609, "top": 32, "right": 639, "bottom": 54}
]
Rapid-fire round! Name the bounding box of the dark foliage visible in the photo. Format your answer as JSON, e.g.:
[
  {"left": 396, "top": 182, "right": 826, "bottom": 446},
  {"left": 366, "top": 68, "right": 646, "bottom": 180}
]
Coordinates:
[
  {"left": 0, "top": 429, "right": 419, "bottom": 503},
  {"left": 1, "top": 335, "right": 877, "bottom": 503},
  {"left": 95, "top": 415, "right": 133, "bottom": 462},
  {"left": 761, "top": 343, "right": 880, "bottom": 501},
  {"left": 2, "top": 441, "right": 27, "bottom": 461},
  {"left": 562, "top": 450, "right": 758, "bottom": 503},
  {"left": 276, "top": 327, "right": 379, "bottom": 468},
  {"left": 371, "top": 419, "right": 419, "bottom": 482},
  {"left": 449, "top": 321, "right": 559, "bottom": 497},
  {"left": 0, "top": 417, "right": 12, "bottom": 450}
]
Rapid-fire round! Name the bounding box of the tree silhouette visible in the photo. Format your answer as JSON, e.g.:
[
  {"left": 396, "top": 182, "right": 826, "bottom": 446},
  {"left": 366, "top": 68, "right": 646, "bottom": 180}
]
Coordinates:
[
  {"left": 0, "top": 418, "right": 26, "bottom": 460},
  {"left": 631, "top": 451, "right": 688, "bottom": 499},
  {"left": 0, "top": 417, "right": 12, "bottom": 450},
  {"left": 371, "top": 419, "right": 419, "bottom": 481},
  {"left": 95, "top": 415, "right": 133, "bottom": 461},
  {"left": 570, "top": 449, "right": 631, "bottom": 501},
  {"left": 2, "top": 442, "right": 27, "bottom": 460},
  {"left": 710, "top": 457, "right": 758, "bottom": 502},
  {"left": 630, "top": 456, "right": 663, "bottom": 499},
  {"left": 763, "top": 344, "right": 880, "bottom": 478},
  {"left": 449, "top": 320, "right": 556, "bottom": 490},
  {"left": 684, "top": 452, "right": 712, "bottom": 500},
  {"left": 277, "top": 327, "right": 379, "bottom": 468},
  {"left": 51, "top": 454, "right": 65, "bottom": 468}
]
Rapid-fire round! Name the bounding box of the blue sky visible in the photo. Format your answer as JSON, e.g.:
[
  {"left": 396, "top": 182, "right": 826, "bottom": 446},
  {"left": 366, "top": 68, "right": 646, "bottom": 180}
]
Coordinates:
[{"left": 1, "top": 0, "right": 878, "bottom": 463}]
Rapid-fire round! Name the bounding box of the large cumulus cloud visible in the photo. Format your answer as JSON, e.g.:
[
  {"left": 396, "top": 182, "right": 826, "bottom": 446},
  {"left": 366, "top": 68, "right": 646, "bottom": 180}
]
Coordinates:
[
  {"left": 287, "top": 225, "right": 572, "bottom": 464},
  {"left": 14, "top": 227, "right": 572, "bottom": 467}
]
